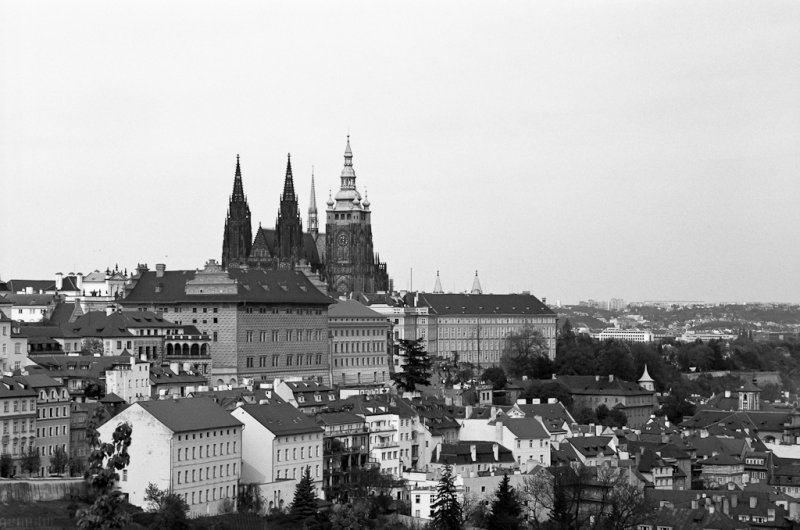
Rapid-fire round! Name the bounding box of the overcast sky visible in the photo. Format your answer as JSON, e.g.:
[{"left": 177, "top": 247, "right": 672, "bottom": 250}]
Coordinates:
[{"left": 1, "top": 0, "right": 799, "bottom": 304}]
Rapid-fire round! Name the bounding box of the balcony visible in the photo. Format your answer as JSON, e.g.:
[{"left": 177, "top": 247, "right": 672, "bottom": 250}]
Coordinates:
[{"left": 373, "top": 440, "right": 399, "bottom": 449}]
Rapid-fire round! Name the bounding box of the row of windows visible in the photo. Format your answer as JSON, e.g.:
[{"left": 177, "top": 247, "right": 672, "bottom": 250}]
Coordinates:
[
  {"left": 176, "top": 463, "right": 238, "bottom": 484},
  {"left": 245, "top": 329, "right": 324, "bottom": 342},
  {"left": 276, "top": 445, "right": 320, "bottom": 461},
  {"left": 276, "top": 465, "right": 319, "bottom": 480},
  {"left": 333, "top": 341, "right": 385, "bottom": 354},
  {"left": 243, "top": 307, "right": 323, "bottom": 316},
  {"left": 182, "top": 485, "right": 236, "bottom": 506},
  {"left": 331, "top": 328, "right": 385, "bottom": 336},
  {"left": 245, "top": 353, "right": 324, "bottom": 368},
  {"left": 2, "top": 399, "right": 36, "bottom": 413},
  {"left": 177, "top": 429, "right": 237, "bottom": 441},
  {"left": 338, "top": 372, "right": 387, "bottom": 384},
  {"left": 177, "top": 441, "right": 237, "bottom": 461},
  {"left": 333, "top": 356, "right": 386, "bottom": 367}
]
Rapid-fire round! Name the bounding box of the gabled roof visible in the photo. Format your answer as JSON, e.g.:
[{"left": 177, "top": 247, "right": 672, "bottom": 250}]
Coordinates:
[
  {"left": 432, "top": 441, "right": 515, "bottom": 465},
  {"left": 4, "top": 293, "right": 57, "bottom": 306},
  {"left": 150, "top": 366, "right": 207, "bottom": 385},
  {"left": 328, "top": 299, "right": 386, "bottom": 319},
  {"left": 566, "top": 436, "right": 616, "bottom": 458},
  {"left": 0, "top": 377, "right": 37, "bottom": 398},
  {"left": 492, "top": 417, "right": 549, "bottom": 439},
  {"left": 136, "top": 397, "right": 242, "bottom": 432},
  {"left": 316, "top": 411, "right": 365, "bottom": 426},
  {"left": 69, "top": 310, "right": 176, "bottom": 338},
  {"left": 415, "top": 292, "right": 554, "bottom": 316},
  {"left": 13, "top": 373, "right": 65, "bottom": 389},
  {"left": 238, "top": 403, "right": 323, "bottom": 436},
  {"left": 516, "top": 402, "right": 575, "bottom": 433},
  {"left": 554, "top": 375, "right": 652, "bottom": 396}
]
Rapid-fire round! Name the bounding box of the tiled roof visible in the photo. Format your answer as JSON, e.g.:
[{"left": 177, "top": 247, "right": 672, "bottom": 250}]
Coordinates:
[
  {"left": 123, "top": 267, "right": 332, "bottom": 305},
  {"left": 4, "top": 280, "right": 55, "bottom": 293},
  {"left": 5, "top": 293, "right": 56, "bottom": 306},
  {"left": 17, "top": 325, "right": 78, "bottom": 339},
  {"left": 328, "top": 299, "right": 387, "bottom": 319},
  {"left": 432, "top": 441, "right": 515, "bottom": 465},
  {"left": 683, "top": 409, "right": 790, "bottom": 434},
  {"left": 69, "top": 310, "right": 176, "bottom": 338},
  {"left": 13, "top": 373, "right": 64, "bottom": 389},
  {"left": 316, "top": 411, "right": 365, "bottom": 426},
  {"left": 136, "top": 397, "right": 242, "bottom": 432},
  {"left": 566, "top": 436, "right": 615, "bottom": 458},
  {"left": 415, "top": 292, "right": 554, "bottom": 316},
  {"left": 238, "top": 403, "right": 323, "bottom": 436},
  {"left": 492, "top": 417, "right": 549, "bottom": 439},
  {"left": 516, "top": 402, "right": 575, "bottom": 433},
  {"left": 0, "top": 377, "right": 37, "bottom": 398},
  {"left": 700, "top": 453, "right": 743, "bottom": 466},
  {"left": 150, "top": 366, "right": 207, "bottom": 385},
  {"left": 554, "top": 375, "right": 652, "bottom": 396},
  {"left": 28, "top": 354, "right": 131, "bottom": 379}
]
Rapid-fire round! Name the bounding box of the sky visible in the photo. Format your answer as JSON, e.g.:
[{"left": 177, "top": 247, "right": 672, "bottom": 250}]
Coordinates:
[{"left": 1, "top": 0, "right": 799, "bottom": 304}]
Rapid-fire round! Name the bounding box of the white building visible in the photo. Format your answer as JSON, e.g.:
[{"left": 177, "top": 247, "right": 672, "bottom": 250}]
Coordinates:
[
  {"left": 595, "top": 328, "right": 654, "bottom": 343},
  {"left": 104, "top": 356, "right": 150, "bottom": 404},
  {"left": 459, "top": 409, "right": 551, "bottom": 469},
  {"left": 96, "top": 397, "right": 242, "bottom": 516},
  {"left": 231, "top": 401, "right": 324, "bottom": 507}
]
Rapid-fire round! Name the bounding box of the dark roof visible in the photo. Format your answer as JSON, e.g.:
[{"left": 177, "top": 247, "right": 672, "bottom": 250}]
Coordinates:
[
  {"left": 238, "top": 403, "right": 323, "bottom": 436},
  {"left": 415, "top": 292, "right": 554, "bottom": 316},
  {"left": 123, "top": 267, "right": 332, "bottom": 305},
  {"left": 3, "top": 280, "right": 56, "bottom": 293},
  {"left": 100, "top": 392, "right": 126, "bottom": 404},
  {"left": 432, "top": 441, "right": 515, "bottom": 465},
  {"left": 4, "top": 293, "right": 57, "bottom": 306},
  {"left": 69, "top": 310, "right": 175, "bottom": 338},
  {"left": 554, "top": 375, "right": 652, "bottom": 396},
  {"left": 136, "top": 397, "right": 242, "bottom": 432},
  {"left": 492, "top": 417, "right": 549, "bottom": 439},
  {"left": 328, "top": 299, "right": 386, "bottom": 319},
  {"left": 13, "top": 373, "right": 65, "bottom": 389},
  {"left": 0, "top": 377, "right": 37, "bottom": 398},
  {"left": 516, "top": 402, "right": 575, "bottom": 433},
  {"left": 28, "top": 354, "right": 131, "bottom": 379},
  {"left": 682, "top": 409, "right": 790, "bottom": 434},
  {"left": 567, "top": 436, "right": 616, "bottom": 458},
  {"left": 700, "top": 453, "right": 743, "bottom": 466},
  {"left": 316, "top": 411, "right": 365, "bottom": 426},
  {"left": 150, "top": 366, "right": 207, "bottom": 385},
  {"left": 17, "top": 325, "right": 78, "bottom": 339}
]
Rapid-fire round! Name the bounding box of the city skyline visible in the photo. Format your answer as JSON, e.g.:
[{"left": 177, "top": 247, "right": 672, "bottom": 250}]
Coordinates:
[{"left": 1, "top": 1, "right": 799, "bottom": 304}]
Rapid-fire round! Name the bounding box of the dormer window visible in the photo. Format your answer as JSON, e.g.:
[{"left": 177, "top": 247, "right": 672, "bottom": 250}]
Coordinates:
[
  {"left": 315, "top": 394, "right": 322, "bottom": 402},
  {"left": 298, "top": 395, "right": 305, "bottom": 403}
]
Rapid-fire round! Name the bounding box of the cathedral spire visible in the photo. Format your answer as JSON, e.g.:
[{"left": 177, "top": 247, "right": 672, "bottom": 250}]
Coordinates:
[
  {"left": 470, "top": 270, "right": 482, "bottom": 294},
  {"left": 308, "top": 167, "right": 319, "bottom": 236},
  {"left": 433, "top": 270, "right": 443, "bottom": 294},
  {"left": 340, "top": 135, "right": 356, "bottom": 190},
  {"left": 231, "top": 154, "right": 246, "bottom": 202},
  {"left": 282, "top": 153, "right": 296, "bottom": 202}
]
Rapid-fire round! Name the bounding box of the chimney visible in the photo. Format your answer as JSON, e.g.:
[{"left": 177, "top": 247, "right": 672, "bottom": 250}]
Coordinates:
[
  {"left": 156, "top": 264, "right": 166, "bottom": 278},
  {"left": 492, "top": 443, "right": 499, "bottom": 461},
  {"left": 609, "top": 374, "right": 614, "bottom": 382},
  {"left": 551, "top": 373, "right": 557, "bottom": 380},
  {"left": 470, "top": 444, "right": 477, "bottom": 462},
  {"left": 548, "top": 398, "right": 558, "bottom": 404},
  {"left": 105, "top": 305, "right": 115, "bottom": 316},
  {"left": 465, "top": 405, "right": 473, "bottom": 419},
  {"left": 722, "top": 497, "right": 730, "bottom": 515},
  {"left": 750, "top": 496, "right": 757, "bottom": 509},
  {"left": 595, "top": 375, "right": 600, "bottom": 381},
  {"left": 708, "top": 505, "right": 715, "bottom": 514},
  {"left": 725, "top": 390, "right": 731, "bottom": 398},
  {"left": 55, "top": 272, "right": 63, "bottom": 290},
  {"left": 532, "top": 398, "right": 541, "bottom": 405},
  {"left": 691, "top": 499, "right": 698, "bottom": 510},
  {"left": 731, "top": 495, "right": 737, "bottom": 508},
  {"left": 522, "top": 375, "right": 528, "bottom": 381},
  {"left": 436, "top": 443, "right": 442, "bottom": 462},
  {"left": 495, "top": 420, "right": 503, "bottom": 440},
  {"left": 170, "top": 362, "right": 180, "bottom": 374},
  {"left": 76, "top": 272, "right": 83, "bottom": 291},
  {"left": 516, "top": 399, "right": 526, "bottom": 405},
  {"left": 589, "top": 423, "right": 596, "bottom": 434},
  {"left": 768, "top": 508, "right": 775, "bottom": 521}
]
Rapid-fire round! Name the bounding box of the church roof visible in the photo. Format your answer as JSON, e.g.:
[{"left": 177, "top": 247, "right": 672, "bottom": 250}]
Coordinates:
[
  {"left": 639, "top": 364, "right": 654, "bottom": 383},
  {"left": 415, "top": 292, "right": 554, "bottom": 316},
  {"left": 123, "top": 267, "right": 332, "bottom": 305}
]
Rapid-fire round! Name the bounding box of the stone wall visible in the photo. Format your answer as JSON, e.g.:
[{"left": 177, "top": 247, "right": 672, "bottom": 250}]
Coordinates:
[{"left": 0, "top": 478, "right": 86, "bottom": 503}]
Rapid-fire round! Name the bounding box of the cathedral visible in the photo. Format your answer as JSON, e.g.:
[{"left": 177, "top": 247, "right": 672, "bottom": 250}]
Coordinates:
[{"left": 221, "top": 137, "right": 390, "bottom": 295}]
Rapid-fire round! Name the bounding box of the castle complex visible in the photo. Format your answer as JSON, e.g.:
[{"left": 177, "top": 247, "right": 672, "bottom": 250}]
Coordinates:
[{"left": 221, "top": 137, "right": 390, "bottom": 295}]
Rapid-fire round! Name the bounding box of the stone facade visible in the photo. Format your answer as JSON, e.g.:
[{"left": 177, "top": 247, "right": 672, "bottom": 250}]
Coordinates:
[{"left": 328, "top": 300, "right": 391, "bottom": 386}]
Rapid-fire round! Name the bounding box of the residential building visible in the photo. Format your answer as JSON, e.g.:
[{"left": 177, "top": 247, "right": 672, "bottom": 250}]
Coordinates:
[
  {"left": 105, "top": 356, "right": 150, "bottom": 404},
  {"left": 150, "top": 365, "right": 208, "bottom": 399},
  {"left": 231, "top": 401, "right": 324, "bottom": 505},
  {"left": 17, "top": 374, "right": 71, "bottom": 476},
  {"left": 0, "top": 376, "right": 37, "bottom": 476},
  {"left": 273, "top": 379, "right": 337, "bottom": 414},
  {"left": 551, "top": 374, "right": 658, "bottom": 428},
  {"left": 121, "top": 260, "right": 332, "bottom": 385},
  {"left": 430, "top": 441, "right": 515, "bottom": 477},
  {"left": 317, "top": 411, "right": 370, "bottom": 502},
  {"left": 328, "top": 300, "right": 390, "bottom": 385},
  {"left": 96, "top": 397, "right": 242, "bottom": 516}
]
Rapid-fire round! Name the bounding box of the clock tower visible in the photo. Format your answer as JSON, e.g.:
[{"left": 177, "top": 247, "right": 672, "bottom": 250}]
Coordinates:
[{"left": 325, "top": 137, "right": 389, "bottom": 294}]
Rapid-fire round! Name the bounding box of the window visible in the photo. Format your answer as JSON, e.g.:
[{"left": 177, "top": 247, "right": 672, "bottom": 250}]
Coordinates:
[
  {"left": 246, "top": 331, "right": 253, "bottom": 342},
  {"left": 246, "top": 357, "right": 254, "bottom": 368},
  {"left": 287, "top": 355, "right": 293, "bottom": 366}
]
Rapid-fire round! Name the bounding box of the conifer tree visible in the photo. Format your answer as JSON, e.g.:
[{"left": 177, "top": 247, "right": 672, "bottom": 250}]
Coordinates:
[
  {"left": 290, "top": 466, "right": 318, "bottom": 520},
  {"left": 431, "top": 464, "right": 463, "bottom": 530},
  {"left": 391, "top": 338, "right": 432, "bottom": 392},
  {"left": 486, "top": 473, "right": 523, "bottom": 530}
]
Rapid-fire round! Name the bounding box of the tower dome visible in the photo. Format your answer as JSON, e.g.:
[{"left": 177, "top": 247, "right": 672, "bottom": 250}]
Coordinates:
[{"left": 639, "top": 364, "right": 655, "bottom": 392}]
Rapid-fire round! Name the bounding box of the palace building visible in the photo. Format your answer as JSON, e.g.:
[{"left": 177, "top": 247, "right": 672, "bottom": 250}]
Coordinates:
[{"left": 221, "top": 137, "right": 390, "bottom": 295}]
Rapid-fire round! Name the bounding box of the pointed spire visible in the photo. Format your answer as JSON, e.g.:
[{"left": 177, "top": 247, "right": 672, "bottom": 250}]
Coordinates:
[
  {"left": 231, "top": 154, "right": 246, "bottom": 202},
  {"left": 470, "top": 270, "right": 482, "bottom": 295},
  {"left": 434, "top": 270, "right": 443, "bottom": 294},
  {"left": 340, "top": 135, "right": 356, "bottom": 188},
  {"left": 308, "top": 167, "right": 319, "bottom": 235},
  {"left": 282, "top": 153, "right": 296, "bottom": 202}
]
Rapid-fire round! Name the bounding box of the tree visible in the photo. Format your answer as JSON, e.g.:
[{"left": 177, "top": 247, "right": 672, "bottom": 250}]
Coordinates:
[
  {"left": 391, "top": 338, "right": 432, "bottom": 392},
  {"left": 21, "top": 446, "right": 40, "bottom": 477},
  {"left": 290, "top": 466, "right": 318, "bottom": 521},
  {"left": 0, "top": 453, "right": 13, "bottom": 478},
  {"left": 486, "top": 473, "right": 522, "bottom": 530},
  {"left": 431, "top": 465, "right": 462, "bottom": 530},
  {"left": 501, "top": 325, "right": 550, "bottom": 379},
  {"left": 51, "top": 445, "right": 70, "bottom": 475},
  {"left": 144, "top": 482, "right": 189, "bottom": 530},
  {"left": 482, "top": 367, "right": 508, "bottom": 390},
  {"left": 596, "top": 340, "right": 636, "bottom": 382},
  {"left": 76, "top": 416, "right": 133, "bottom": 530},
  {"left": 521, "top": 381, "right": 574, "bottom": 410},
  {"left": 574, "top": 407, "right": 597, "bottom": 425},
  {"left": 237, "top": 482, "right": 265, "bottom": 514}
]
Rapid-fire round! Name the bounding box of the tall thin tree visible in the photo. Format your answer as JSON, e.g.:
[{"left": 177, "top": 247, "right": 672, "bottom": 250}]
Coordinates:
[
  {"left": 486, "top": 473, "right": 523, "bottom": 530},
  {"left": 431, "top": 464, "right": 463, "bottom": 530}
]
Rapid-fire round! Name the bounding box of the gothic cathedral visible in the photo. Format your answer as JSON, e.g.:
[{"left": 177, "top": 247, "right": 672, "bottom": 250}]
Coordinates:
[{"left": 220, "top": 137, "right": 390, "bottom": 295}]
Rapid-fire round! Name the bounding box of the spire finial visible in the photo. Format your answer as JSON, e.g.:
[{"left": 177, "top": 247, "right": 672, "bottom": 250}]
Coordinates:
[
  {"left": 282, "top": 153, "right": 296, "bottom": 202},
  {"left": 471, "top": 270, "right": 482, "bottom": 295},
  {"left": 231, "top": 154, "right": 245, "bottom": 201},
  {"left": 434, "top": 270, "right": 443, "bottom": 294}
]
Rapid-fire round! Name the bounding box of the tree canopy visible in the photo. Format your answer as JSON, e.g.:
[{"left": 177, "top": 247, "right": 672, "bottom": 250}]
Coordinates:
[
  {"left": 391, "top": 338, "right": 432, "bottom": 392},
  {"left": 486, "top": 473, "right": 523, "bottom": 530},
  {"left": 431, "top": 465, "right": 463, "bottom": 530}
]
